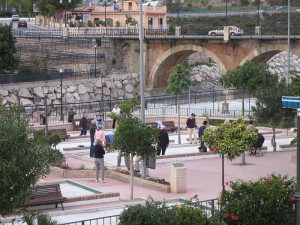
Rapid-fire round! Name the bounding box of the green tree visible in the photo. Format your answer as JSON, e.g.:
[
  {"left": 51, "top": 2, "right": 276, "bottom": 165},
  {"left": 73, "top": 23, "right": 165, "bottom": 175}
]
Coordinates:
[
  {"left": 222, "top": 174, "right": 295, "bottom": 225},
  {"left": 0, "top": 103, "right": 63, "bottom": 216},
  {"left": 201, "top": 118, "right": 257, "bottom": 207},
  {"left": 0, "top": 24, "right": 19, "bottom": 74},
  {"left": 113, "top": 116, "right": 158, "bottom": 200},
  {"left": 165, "top": 64, "right": 191, "bottom": 144},
  {"left": 219, "top": 61, "right": 267, "bottom": 165},
  {"left": 34, "top": 0, "right": 81, "bottom": 26},
  {"left": 252, "top": 73, "right": 294, "bottom": 151},
  {"left": 219, "top": 60, "right": 267, "bottom": 117}
]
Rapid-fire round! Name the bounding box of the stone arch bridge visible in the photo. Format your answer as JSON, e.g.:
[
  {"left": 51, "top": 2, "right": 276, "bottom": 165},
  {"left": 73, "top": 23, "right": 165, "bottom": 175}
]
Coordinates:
[{"left": 110, "top": 37, "right": 300, "bottom": 92}]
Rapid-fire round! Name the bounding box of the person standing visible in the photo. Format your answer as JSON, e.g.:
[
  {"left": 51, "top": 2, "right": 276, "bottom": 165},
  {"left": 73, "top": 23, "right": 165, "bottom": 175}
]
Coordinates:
[
  {"left": 246, "top": 120, "right": 256, "bottom": 131},
  {"left": 79, "top": 114, "right": 88, "bottom": 136},
  {"left": 186, "top": 113, "right": 197, "bottom": 144},
  {"left": 89, "top": 120, "right": 97, "bottom": 158},
  {"left": 68, "top": 108, "right": 76, "bottom": 123},
  {"left": 198, "top": 120, "right": 208, "bottom": 152},
  {"left": 94, "top": 139, "right": 106, "bottom": 183},
  {"left": 94, "top": 124, "right": 106, "bottom": 147},
  {"left": 157, "top": 125, "right": 169, "bottom": 156},
  {"left": 112, "top": 104, "right": 120, "bottom": 129},
  {"left": 94, "top": 112, "right": 103, "bottom": 127}
]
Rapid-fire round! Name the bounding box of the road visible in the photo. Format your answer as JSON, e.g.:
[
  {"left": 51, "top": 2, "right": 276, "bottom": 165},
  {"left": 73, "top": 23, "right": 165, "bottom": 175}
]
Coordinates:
[{"left": 0, "top": 18, "right": 44, "bottom": 30}]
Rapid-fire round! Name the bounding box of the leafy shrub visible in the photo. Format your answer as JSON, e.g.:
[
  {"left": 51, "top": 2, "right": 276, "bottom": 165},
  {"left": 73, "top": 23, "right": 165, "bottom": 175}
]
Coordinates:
[
  {"left": 119, "top": 200, "right": 180, "bottom": 225},
  {"left": 222, "top": 174, "right": 295, "bottom": 225},
  {"left": 173, "top": 196, "right": 210, "bottom": 225}
]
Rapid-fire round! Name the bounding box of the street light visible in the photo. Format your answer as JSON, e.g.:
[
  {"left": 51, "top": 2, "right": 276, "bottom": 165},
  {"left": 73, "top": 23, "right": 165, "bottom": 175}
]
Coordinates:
[
  {"left": 257, "top": 0, "right": 260, "bottom": 26},
  {"left": 104, "top": 0, "right": 107, "bottom": 27},
  {"left": 60, "top": 0, "right": 72, "bottom": 28},
  {"left": 297, "top": 108, "right": 300, "bottom": 225},
  {"left": 94, "top": 45, "right": 97, "bottom": 78},
  {"left": 287, "top": 0, "right": 291, "bottom": 85},
  {"left": 59, "top": 68, "right": 64, "bottom": 121},
  {"left": 225, "top": 0, "right": 228, "bottom": 26}
]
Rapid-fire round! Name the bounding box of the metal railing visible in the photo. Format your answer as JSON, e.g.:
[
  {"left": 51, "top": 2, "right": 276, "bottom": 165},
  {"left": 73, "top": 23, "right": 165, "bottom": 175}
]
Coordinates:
[
  {"left": 21, "top": 89, "right": 249, "bottom": 125},
  {"left": 59, "top": 198, "right": 219, "bottom": 225},
  {"left": 60, "top": 214, "right": 120, "bottom": 225}
]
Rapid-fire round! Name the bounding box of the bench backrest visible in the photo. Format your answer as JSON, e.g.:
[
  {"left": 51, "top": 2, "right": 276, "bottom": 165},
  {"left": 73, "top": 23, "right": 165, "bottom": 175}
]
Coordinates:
[
  {"left": 145, "top": 122, "right": 157, "bottom": 129},
  {"left": 29, "top": 184, "right": 63, "bottom": 199},
  {"left": 164, "top": 121, "right": 176, "bottom": 127},
  {"left": 49, "top": 129, "right": 67, "bottom": 134}
]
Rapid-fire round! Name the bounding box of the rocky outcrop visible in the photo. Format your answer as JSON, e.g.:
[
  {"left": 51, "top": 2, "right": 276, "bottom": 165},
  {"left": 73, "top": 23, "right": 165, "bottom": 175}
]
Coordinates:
[{"left": 267, "top": 51, "right": 300, "bottom": 79}]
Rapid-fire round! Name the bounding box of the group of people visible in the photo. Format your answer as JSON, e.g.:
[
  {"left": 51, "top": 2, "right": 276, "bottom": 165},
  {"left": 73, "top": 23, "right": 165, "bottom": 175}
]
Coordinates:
[
  {"left": 185, "top": 114, "right": 264, "bottom": 154},
  {"left": 186, "top": 113, "right": 208, "bottom": 152}
]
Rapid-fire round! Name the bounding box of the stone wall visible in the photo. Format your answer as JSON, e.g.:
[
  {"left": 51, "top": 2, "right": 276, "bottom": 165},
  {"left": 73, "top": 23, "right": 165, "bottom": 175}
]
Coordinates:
[{"left": 0, "top": 71, "right": 140, "bottom": 106}]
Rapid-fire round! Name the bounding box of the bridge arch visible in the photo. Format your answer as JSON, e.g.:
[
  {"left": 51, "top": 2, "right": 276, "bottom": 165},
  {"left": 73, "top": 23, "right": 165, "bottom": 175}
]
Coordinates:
[
  {"left": 148, "top": 44, "right": 226, "bottom": 90},
  {"left": 240, "top": 43, "right": 300, "bottom": 66}
]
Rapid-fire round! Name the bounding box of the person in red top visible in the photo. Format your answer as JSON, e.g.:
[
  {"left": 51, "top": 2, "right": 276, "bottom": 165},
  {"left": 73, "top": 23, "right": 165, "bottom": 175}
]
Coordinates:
[{"left": 186, "top": 113, "right": 197, "bottom": 144}]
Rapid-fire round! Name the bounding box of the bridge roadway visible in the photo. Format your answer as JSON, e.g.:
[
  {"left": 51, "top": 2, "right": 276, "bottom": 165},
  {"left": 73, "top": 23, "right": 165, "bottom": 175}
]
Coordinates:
[{"left": 12, "top": 28, "right": 300, "bottom": 40}]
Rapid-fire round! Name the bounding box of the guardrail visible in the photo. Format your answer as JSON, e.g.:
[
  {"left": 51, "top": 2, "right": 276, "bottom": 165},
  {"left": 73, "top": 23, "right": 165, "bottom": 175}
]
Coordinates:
[
  {"left": 59, "top": 198, "right": 219, "bottom": 225},
  {"left": 12, "top": 28, "right": 300, "bottom": 39}
]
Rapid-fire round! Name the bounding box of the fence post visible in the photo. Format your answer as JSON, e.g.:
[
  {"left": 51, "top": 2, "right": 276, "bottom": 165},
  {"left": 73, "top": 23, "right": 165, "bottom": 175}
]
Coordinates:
[
  {"left": 234, "top": 110, "right": 236, "bottom": 118},
  {"left": 194, "top": 92, "right": 196, "bottom": 104},
  {"left": 211, "top": 199, "right": 215, "bottom": 217}
]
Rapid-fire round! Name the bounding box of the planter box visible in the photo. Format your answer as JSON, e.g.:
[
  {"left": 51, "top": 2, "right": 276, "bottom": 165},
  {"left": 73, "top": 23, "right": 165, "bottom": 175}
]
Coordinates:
[
  {"left": 51, "top": 166, "right": 96, "bottom": 178},
  {"left": 106, "top": 170, "right": 171, "bottom": 193}
]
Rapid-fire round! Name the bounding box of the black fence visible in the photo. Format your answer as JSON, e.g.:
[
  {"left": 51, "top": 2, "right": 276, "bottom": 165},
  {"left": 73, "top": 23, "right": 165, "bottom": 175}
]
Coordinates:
[{"left": 22, "top": 88, "right": 248, "bottom": 125}]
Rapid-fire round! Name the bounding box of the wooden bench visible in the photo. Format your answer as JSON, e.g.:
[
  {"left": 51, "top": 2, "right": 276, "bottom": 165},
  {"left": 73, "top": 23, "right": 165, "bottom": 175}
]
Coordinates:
[
  {"left": 164, "top": 121, "right": 178, "bottom": 133},
  {"left": 22, "top": 184, "right": 67, "bottom": 210},
  {"left": 145, "top": 122, "right": 159, "bottom": 130},
  {"left": 73, "top": 118, "right": 93, "bottom": 131},
  {"left": 145, "top": 121, "right": 177, "bottom": 133},
  {"left": 49, "top": 129, "right": 70, "bottom": 141}
]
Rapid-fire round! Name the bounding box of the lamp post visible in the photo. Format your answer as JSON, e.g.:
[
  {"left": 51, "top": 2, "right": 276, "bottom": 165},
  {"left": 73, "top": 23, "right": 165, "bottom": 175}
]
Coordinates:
[
  {"left": 94, "top": 45, "right": 97, "bottom": 78},
  {"left": 176, "top": 0, "right": 180, "bottom": 26},
  {"left": 104, "top": 0, "right": 107, "bottom": 27},
  {"left": 257, "top": 0, "right": 260, "bottom": 26},
  {"left": 287, "top": 0, "right": 291, "bottom": 85},
  {"left": 60, "top": 0, "right": 72, "bottom": 28},
  {"left": 225, "top": 0, "right": 228, "bottom": 26},
  {"left": 59, "top": 68, "right": 64, "bottom": 121},
  {"left": 297, "top": 108, "right": 300, "bottom": 225},
  {"left": 43, "top": 85, "right": 49, "bottom": 135}
]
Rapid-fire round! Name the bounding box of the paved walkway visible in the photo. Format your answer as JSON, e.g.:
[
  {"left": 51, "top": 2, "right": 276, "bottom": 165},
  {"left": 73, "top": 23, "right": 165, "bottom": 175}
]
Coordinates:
[
  {"left": 2, "top": 99, "right": 298, "bottom": 224},
  {"left": 2, "top": 125, "right": 296, "bottom": 224}
]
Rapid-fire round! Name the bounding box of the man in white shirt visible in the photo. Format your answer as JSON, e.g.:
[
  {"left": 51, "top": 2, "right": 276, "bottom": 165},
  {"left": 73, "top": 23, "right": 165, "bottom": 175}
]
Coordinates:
[{"left": 112, "top": 104, "right": 120, "bottom": 129}]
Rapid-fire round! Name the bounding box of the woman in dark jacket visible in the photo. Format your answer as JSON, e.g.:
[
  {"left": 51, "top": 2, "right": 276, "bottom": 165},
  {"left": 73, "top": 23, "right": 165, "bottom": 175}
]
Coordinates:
[
  {"left": 94, "top": 139, "right": 106, "bottom": 183},
  {"left": 157, "top": 125, "right": 169, "bottom": 156}
]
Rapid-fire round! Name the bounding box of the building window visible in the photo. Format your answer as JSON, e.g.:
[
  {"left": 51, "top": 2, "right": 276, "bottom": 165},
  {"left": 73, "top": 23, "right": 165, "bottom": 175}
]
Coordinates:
[
  {"left": 128, "top": 2, "right": 132, "bottom": 11},
  {"left": 148, "top": 17, "right": 153, "bottom": 29},
  {"left": 158, "top": 18, "right": 163, "bottom": 29}
]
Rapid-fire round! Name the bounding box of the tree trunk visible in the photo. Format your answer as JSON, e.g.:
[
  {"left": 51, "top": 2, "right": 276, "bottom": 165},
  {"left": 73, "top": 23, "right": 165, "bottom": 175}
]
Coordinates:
[
  {"left": 177, "top": 95, "right": 181, "bottom": 144},
  {"left": 272, "top": 126, "right": 277, "bottom": 152},
  {"left": 221, "top": 154, "right": 225, "bottom": 210},
  {"left": 130, "top": 153, "right": 134, "bottom": 200},
  {"left": 241, "top": 89, "right": 246, "bottom": 165},
  {"left": 242, "top": 89, "right": 245, "bottom": 117}
]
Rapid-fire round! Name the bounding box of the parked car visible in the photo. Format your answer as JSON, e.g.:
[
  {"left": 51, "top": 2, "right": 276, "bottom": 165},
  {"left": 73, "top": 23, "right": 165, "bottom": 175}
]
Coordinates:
[
  {"left": 18, "top": 20, "right": 27, "bottom": 28},
  {"left": 208, "top": 26, "right": 244, "bottom": 36},
  {"left": 11, "top": 15, "right": 20, "bottom": 21}
]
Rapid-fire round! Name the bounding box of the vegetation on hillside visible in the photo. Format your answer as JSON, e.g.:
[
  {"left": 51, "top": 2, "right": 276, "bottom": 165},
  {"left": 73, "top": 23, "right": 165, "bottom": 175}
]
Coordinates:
[{"left": 168, "top": 12, "right": 300, "bottom": 35}]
